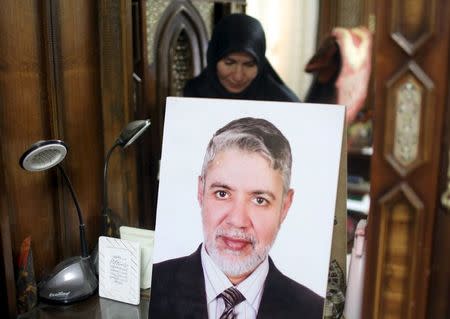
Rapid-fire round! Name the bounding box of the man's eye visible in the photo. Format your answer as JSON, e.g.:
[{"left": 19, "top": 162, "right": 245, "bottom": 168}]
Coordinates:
[
  {"left": 215, "top": 190, "right": 229, "bottom": 199},
  {"left": 244, "top": 62, "right": 256, "bottom": 68},
  {"left": 253, "top": 197, "right": 268, "bottom": 206}
]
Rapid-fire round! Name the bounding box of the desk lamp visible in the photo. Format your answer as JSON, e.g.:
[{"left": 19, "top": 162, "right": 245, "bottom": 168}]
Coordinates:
[
  {"left": 91, "top": 119, "right": 151, "bottom": 273},
  {"left": 101, "top": 119, "right": 151, "bottom": 236},
  {"left": 19, "top": 140, "right": 98, "bottom": 304}
]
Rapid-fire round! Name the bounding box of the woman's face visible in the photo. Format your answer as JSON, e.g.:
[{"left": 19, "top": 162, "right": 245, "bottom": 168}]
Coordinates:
[{"left": 216, "top": 52, "right": 258, "bottom": 93}]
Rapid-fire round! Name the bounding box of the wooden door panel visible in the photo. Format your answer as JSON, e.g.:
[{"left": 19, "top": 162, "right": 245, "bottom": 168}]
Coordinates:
[
  {"left": 364, "top": 0, "right": 450, "bottom": 318},
  {"left": 0, "top": 2, "right": 106, "bottom": 315},
  {"left": 57, "top": 0, "right": 103, "bottom": 255},
  {"left": 0, "top": 1, "right": 146, "bottom": 316},
  {"left": 98, "top": 0, "right": 141, "bottom": 236},
  {"left": 0, "top": 0, "right": 61, "bottom": 279},
  {"left": 390, "top": 0, "right": 436, "bottom": 55}
]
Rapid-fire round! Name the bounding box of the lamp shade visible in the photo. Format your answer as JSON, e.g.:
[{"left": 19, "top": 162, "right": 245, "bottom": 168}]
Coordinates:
[
  {"left": 19, "top": 140, "right": 67, "bottom": 172},
  {"left": 117, "top": 119, "right": 151, "bottom": 148}
]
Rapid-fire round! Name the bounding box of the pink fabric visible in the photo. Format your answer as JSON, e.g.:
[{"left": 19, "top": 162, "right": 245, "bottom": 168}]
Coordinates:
[{"left": 332, "top": 27, "right": 373, "bottom": 124}]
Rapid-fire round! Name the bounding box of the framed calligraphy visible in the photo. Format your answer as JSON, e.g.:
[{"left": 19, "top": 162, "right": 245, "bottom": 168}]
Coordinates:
[{"left": 98, "top": 236, "right": 141, "bottom": 305}]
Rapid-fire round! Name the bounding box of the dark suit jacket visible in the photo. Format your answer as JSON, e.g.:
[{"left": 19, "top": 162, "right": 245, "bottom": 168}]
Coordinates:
[{"left": 149, "top": 246, "right": 324, "bottom": 318}]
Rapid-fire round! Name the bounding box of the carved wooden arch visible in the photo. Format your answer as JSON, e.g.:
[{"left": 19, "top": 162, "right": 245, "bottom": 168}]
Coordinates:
[{"left": 154, "top": 0, "right": 209, "bottom": 139}]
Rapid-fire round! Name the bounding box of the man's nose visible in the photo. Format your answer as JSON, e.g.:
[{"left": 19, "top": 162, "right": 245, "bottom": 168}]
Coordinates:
[{"left": 226, "top": 199, "right": 251, "bottom": 228}]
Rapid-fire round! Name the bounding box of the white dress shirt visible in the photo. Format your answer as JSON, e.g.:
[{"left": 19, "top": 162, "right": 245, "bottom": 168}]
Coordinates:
[{"left": 201, "top": 244, "right": 269, "bottom": 319}]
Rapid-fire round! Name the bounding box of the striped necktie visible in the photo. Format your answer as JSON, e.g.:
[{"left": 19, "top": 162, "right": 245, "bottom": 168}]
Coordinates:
[{"left": 219, "top": 287, "right": 245, "bottom": 319}]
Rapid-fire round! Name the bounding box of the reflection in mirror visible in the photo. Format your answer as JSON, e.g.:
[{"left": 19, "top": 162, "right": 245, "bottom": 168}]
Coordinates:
[{"left": 246, "top": 3, "right": 374, "bottom": 318}]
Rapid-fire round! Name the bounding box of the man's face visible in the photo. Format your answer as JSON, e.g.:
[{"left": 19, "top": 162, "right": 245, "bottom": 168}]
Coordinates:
[{"left": 198, "top": 148, "right": 293, "bottom": 282}]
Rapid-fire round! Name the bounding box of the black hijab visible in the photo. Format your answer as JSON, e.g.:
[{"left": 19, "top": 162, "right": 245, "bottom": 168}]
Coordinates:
[{"left": 183, "top": 14, "right": 300, "bottom": 102}]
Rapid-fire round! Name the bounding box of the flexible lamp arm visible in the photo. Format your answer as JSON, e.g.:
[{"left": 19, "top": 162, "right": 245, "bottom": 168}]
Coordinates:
[
  {"left": 100, "top": 119, "right": 151, "bottom": 236},
  {"left": 57, "top": 165, "right": 89, "bottom": 258},
  {"left": 102, "top": 141, "right": 120, "bottom": 235}
]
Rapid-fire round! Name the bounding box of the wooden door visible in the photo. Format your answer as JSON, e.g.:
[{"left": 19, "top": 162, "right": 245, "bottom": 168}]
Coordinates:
[{"left": 363, "top": 0, "right": 450, "bottom": 318}]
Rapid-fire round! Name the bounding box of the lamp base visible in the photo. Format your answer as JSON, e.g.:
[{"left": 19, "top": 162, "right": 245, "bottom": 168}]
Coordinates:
[{"left": 38, "top": 256, "right": 98, "bottom": 304}]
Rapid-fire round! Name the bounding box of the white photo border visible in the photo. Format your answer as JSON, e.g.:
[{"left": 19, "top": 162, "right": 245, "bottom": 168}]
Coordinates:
[{"left": 152, "top": 97, "right": 345, "bottom": 297}]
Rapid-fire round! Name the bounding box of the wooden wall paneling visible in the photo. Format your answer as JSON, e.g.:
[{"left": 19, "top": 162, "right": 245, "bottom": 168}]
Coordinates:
[
  {"left": 0, "top": 0, "right": 61, "bottom": 285},
  {"left": 99, "top": 0, "right": 140, "bottom": 235},
  {"left": 55, "top": 1, "right": 104, "bottom": 255},
  {"left": 0, "top": 146, "right": 16, "bottom": 319},
  {"left": 134, "top": 0, "right": 155, "bottom": 229},
  {"left": 0, "top": 1, "right": 114, "bottom": 316},
  {"left": 42, "top": 0, "right": 67, "bottom": 260},
  {"left": 139, "top": 0, "right": 160, "bottom": 228},
  {"left": 363, "top": 0, "right": 450, "bottom": 318}
]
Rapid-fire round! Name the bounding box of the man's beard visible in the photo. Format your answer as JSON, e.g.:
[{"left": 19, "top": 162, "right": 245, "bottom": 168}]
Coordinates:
[{"left": 205, "top": 228, "right": 275, "bottom": 278}]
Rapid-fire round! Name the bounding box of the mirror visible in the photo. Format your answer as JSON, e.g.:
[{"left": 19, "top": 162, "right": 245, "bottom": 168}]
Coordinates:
[{"left": 138, "top": 0, "right": 373, "bottom": 226}]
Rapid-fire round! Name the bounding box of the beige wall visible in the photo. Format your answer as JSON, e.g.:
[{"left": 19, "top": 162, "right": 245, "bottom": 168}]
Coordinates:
[{"left": 247, "top": 0, "right": 319, "bottom": 100}]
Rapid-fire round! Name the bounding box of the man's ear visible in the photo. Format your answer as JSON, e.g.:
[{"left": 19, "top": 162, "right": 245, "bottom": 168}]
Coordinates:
[
  {"left": 280, "top": 189, "right": 294, "bottom": 223},
  {"left": 197, "top": 176, "right": 204, "bottom": 206}
]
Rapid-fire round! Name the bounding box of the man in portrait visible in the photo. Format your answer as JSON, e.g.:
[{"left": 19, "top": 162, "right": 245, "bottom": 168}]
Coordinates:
[{"left": 149, "top": 117, "right": 324, "bottom": 319}]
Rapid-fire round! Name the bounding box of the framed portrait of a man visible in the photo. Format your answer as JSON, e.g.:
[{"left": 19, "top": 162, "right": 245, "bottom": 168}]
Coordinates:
[{"left": 149, "top": 97, "right": 346, "bottom": 319}]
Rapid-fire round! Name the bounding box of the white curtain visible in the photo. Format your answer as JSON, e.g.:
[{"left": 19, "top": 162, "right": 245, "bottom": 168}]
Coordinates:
[{"left": 246, "top": 0, "right": 319, "bottom": 100}]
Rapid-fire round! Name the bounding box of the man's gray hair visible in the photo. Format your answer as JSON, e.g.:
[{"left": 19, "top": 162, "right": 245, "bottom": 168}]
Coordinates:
[{"left": 201, "top": 117, "right": 292, "bottom": 193}]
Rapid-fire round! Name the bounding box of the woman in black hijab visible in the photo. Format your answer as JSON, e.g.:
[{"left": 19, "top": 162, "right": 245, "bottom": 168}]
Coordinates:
[{"left": 183, "top": 13, "right": 300, "bottom": 102}]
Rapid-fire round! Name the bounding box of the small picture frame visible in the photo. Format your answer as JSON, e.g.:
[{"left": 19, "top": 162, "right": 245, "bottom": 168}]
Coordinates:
[
  {"left": 98, "top": 236, "right": 141, "bottom": 305},
  {"left": 120, "top": 226, "right": 155, "bottom": 289}
]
